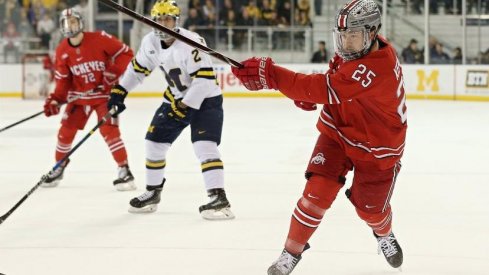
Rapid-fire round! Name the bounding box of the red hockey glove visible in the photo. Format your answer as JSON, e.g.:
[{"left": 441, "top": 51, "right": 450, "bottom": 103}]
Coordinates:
[
  {"left": 294, "top": 100, "right": 317, "bottom": 111},
  {"left": 231, "top": 57, "right": 277, "bottom": 91},
  {"left": 43, "top": 94, "right": 63, "bottom": 117}
]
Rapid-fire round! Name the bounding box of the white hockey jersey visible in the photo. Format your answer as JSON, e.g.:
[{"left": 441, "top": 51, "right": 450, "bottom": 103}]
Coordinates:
[{"left": 119, "top": 28, "right": 221, "bottom": 109}]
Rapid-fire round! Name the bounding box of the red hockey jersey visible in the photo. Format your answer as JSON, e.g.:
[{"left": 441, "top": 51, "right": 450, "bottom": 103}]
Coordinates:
[
  {"left": 273, "top": 36, "right": 407, "bottom": 170},
  {"left": 53, "top": 31, "right": 133, "bottom": 105}
]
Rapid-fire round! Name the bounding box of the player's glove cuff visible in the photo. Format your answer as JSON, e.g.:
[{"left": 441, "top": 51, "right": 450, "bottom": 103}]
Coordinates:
[
  {"left": 108, "top": 84, "right": 128, "bottom": 117},
  {"left": 231, "top": 57, "right": 278, "bottom": 91},
  {"left": 168, "top": 99, "right": 190, "bottom": 121}
]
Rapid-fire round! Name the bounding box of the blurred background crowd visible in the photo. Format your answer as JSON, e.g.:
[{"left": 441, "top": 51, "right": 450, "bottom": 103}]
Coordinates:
[{"left": 1, "top": 0, "right": 489, "bottom": 64}]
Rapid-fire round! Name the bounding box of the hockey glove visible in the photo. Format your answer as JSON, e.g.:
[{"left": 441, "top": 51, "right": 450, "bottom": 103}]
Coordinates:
[
  {"left": 294, "top": 100, "right": 317, "bottom": 111},
  {"left": 108, "top": 84, "right": 128, "bottom": 117},
  {"left": 43, "top": 94, "right": 64, "bottom": 117},
  {"left": 168, "top": 99, "right": 190, "bottom": 122},
  {"left": 231, "top": 57, "right": 278, "bottom": 91}
]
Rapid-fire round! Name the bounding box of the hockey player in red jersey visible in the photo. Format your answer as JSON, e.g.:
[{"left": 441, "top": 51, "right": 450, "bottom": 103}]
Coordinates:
[
  {"left": 232, "top": 0, "right": 406, "bottom": 274},
  {"left": 42, "top": 8, "right": 136, "bottom": 191}
]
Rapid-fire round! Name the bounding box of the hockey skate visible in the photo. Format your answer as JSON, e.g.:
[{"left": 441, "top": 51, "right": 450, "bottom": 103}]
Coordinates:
[
  {"left": 375, "top": 231, "right": 403, "bottom": 269},
  {"left": 41, "top": 159, "right": 70, "bottom": 188},
  {"left": 199, "top": 188, "right": 235, "bottom": 220},
  {"left": 268, "top": 243, "right": 310, "bottom": 275},
  {"left": 128, "top": 180, "right": 164, "bottom": 213},
  {"left": 113, "top": 165, "right": 136, "bottom": 191}
]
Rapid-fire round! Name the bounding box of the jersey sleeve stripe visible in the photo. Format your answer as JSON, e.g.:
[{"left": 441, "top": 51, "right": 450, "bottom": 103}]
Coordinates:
[
  {"left": 190, "top": 67, "right": 216, "bottom": 79},
  {"left": 131, "top": 58, "right": 151, "bottom": 76},
  {"left": 112, "top": 45, "right": 129, "bottom": 60},
  {"left": 163, "top": 88, "right": 176, "bottom": 103},
  {"left": 55, "top": 71, "right": 68, "bottom": 79},
  {"left": 326, "top": 74, "right": 340, "bottom": 104}
]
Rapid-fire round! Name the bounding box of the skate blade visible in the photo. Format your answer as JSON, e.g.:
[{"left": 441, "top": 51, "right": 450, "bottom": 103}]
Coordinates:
[
  {"left": 41, "top": 180, "right": 60, "bottom": 188},
  {"left": 114, "top": 180, "right": 137, "bottom": 191},
  {"left": 201, "top": 208, "right": 235, "bottom": 220},
  {"left": 128, "top": 204, "right": 158, "bottom": 213}
]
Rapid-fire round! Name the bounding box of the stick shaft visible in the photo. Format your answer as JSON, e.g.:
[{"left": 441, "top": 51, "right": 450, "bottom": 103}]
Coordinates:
[
  {"left": 98, "top": 0, "right": 243, "bottom": 68},
  {"left": 0, "top": 111, "right": 114, "bottom": 225}
]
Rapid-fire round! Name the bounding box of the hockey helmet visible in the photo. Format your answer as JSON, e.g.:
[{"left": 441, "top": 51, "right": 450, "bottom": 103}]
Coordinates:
[
  {"left": 151, "top": 0, "right": 181, "bottom": 43},
  {"left": 333, "top": 0, "right": 382, "bottom": 61},
  {"left": 59, "top": 8, "right": 84, "bottom": 38}
]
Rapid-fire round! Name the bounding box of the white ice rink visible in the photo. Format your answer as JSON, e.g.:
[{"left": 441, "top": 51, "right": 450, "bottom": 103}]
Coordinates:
[{"left": 0, "top": 98, "right": 488, "bottom": 275}]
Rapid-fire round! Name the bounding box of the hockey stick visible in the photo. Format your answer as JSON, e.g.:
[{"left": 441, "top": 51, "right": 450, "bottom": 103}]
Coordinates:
[
  {"left": 0, "top": 111, "right": 44, "bottom": 133},
  {"left": 0, "top": 108, "right": 116, "bottom": 225},
  {"left": 98, "top": 0, "right": 243, "bottom": 68},
  {"left": 0, "top": 87, "right": 103, "bottom": 134}
]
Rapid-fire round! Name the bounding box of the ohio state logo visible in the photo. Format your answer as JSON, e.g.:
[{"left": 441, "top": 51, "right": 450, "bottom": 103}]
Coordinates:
[{"left": 310, "top": 153, "right": 326, "bottom": 165}]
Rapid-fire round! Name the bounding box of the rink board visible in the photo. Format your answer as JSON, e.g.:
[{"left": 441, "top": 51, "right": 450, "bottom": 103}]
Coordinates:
[{"left": 1, "top": 64, "right": 488, "bottom": 101}]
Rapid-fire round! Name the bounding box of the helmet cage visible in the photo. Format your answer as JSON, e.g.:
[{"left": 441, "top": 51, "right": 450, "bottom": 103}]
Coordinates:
[
  {"left": 59, "top": 9, "right": 84, "bottom": 38},
  {"left": 151, "top": 0, "right": 181, "bottom": 43},
  {"left": 333, "top": 27, "right": 371, "bottom": 61}
]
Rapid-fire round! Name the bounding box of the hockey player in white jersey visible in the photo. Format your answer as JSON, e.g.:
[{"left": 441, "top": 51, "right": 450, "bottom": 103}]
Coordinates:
[{"left": 107, "top": 0, "right": 234, "bottom": 220}]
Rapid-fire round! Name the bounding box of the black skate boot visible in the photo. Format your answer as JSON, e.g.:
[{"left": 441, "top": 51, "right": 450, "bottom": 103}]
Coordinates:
[
  {"left": 128, "top": 179, "right": 164, "bottom": 213},
  {"left": 375, "top": 231, "right": 403, "bottom": 269},
  {"left": 267, "top": 243, "right": 310, "bottom": 275},
  {"left": 42, "top": 159, "right": 70, "bottom": 188},
  {"left": 199, "top": 188, "right": 235, "bottom": 220},
  {"left": 113, "top": 165, "right": 136, "bottom": 191}
]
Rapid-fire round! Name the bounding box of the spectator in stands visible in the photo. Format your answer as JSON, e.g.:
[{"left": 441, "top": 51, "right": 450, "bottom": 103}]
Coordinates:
[
  {"left": 5, "top": 0, "right": 21, "bottom": 26},
  {"left": 188, "top": 0, "right": 202, "bottom": 10},
  {"left": 259, "top": 0, "right": 275, "bottom": 26},
  {"left": 245, "top": 0, "right": 261, "bottom": 22},
  {"left": 40, "top": 0, "right": 59, "bottom": 11},
  {"left": 73, "top": 0, "right": 89, "bottom": 22},
  {"left": 235, "top": 8, "right": 254, "bottom": 48},
  {"left": 238, "top": 8, "right": 255, "bottom": 26},
  {"left": 27, "top": 0, "right": 47, "bottom": 31},
  {"left": 2, "top": 21, "right": 20, "bottom": 63},
  {"left": 202, "top": 12, "right": 216, "bottom": 49},
  {"left": 37, "top": 12, "right": 55, "bottom": 49},
  {"left": 314, "top": 0, "right": 322, "bottom": 15},
  {"left": 183, "top": 8, "right": 205, "bottom": 32},
  {"left": 219, "top": 0, "right": 236, "bottom": 25},
  {"left": 203, "top": 0, "right": 215, "bottom": 19},
  {"left": 17, "top": 8, "right": 35, "bottom": 38},
  {"left": 401, "top": 38, "right": 423, "bottom": 64},
  {"left": 311, "top": 40, "right": 327, "bottom": 63},
  {"left": 277, "top": 0, "right": 292, "bottom": 26},
  {"left": 430, "top": 42, "right": 451, "bottom": 64},
  {"left": 222, "top": 9, "right": 239, "bottom": 48},
  {"left": 452, "top": 47, "right": 463, "bottom": 64},
  {"left": 480, "top": 49, "right": 489, "bottom": 64},
  {"left": 297, "top": 0, "right": 311, "bottom": 20}
]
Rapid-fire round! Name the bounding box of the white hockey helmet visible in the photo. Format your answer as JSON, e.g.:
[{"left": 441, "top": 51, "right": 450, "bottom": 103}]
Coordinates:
[
  {"left": 151, "top": 0, "right": 181, "bottom": 43},
  {"left": 333, "top": 0, "right": 382, "bottom": 61},
  {"left": 59, "top": 8, "right": 84, "bottom": 38}
]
